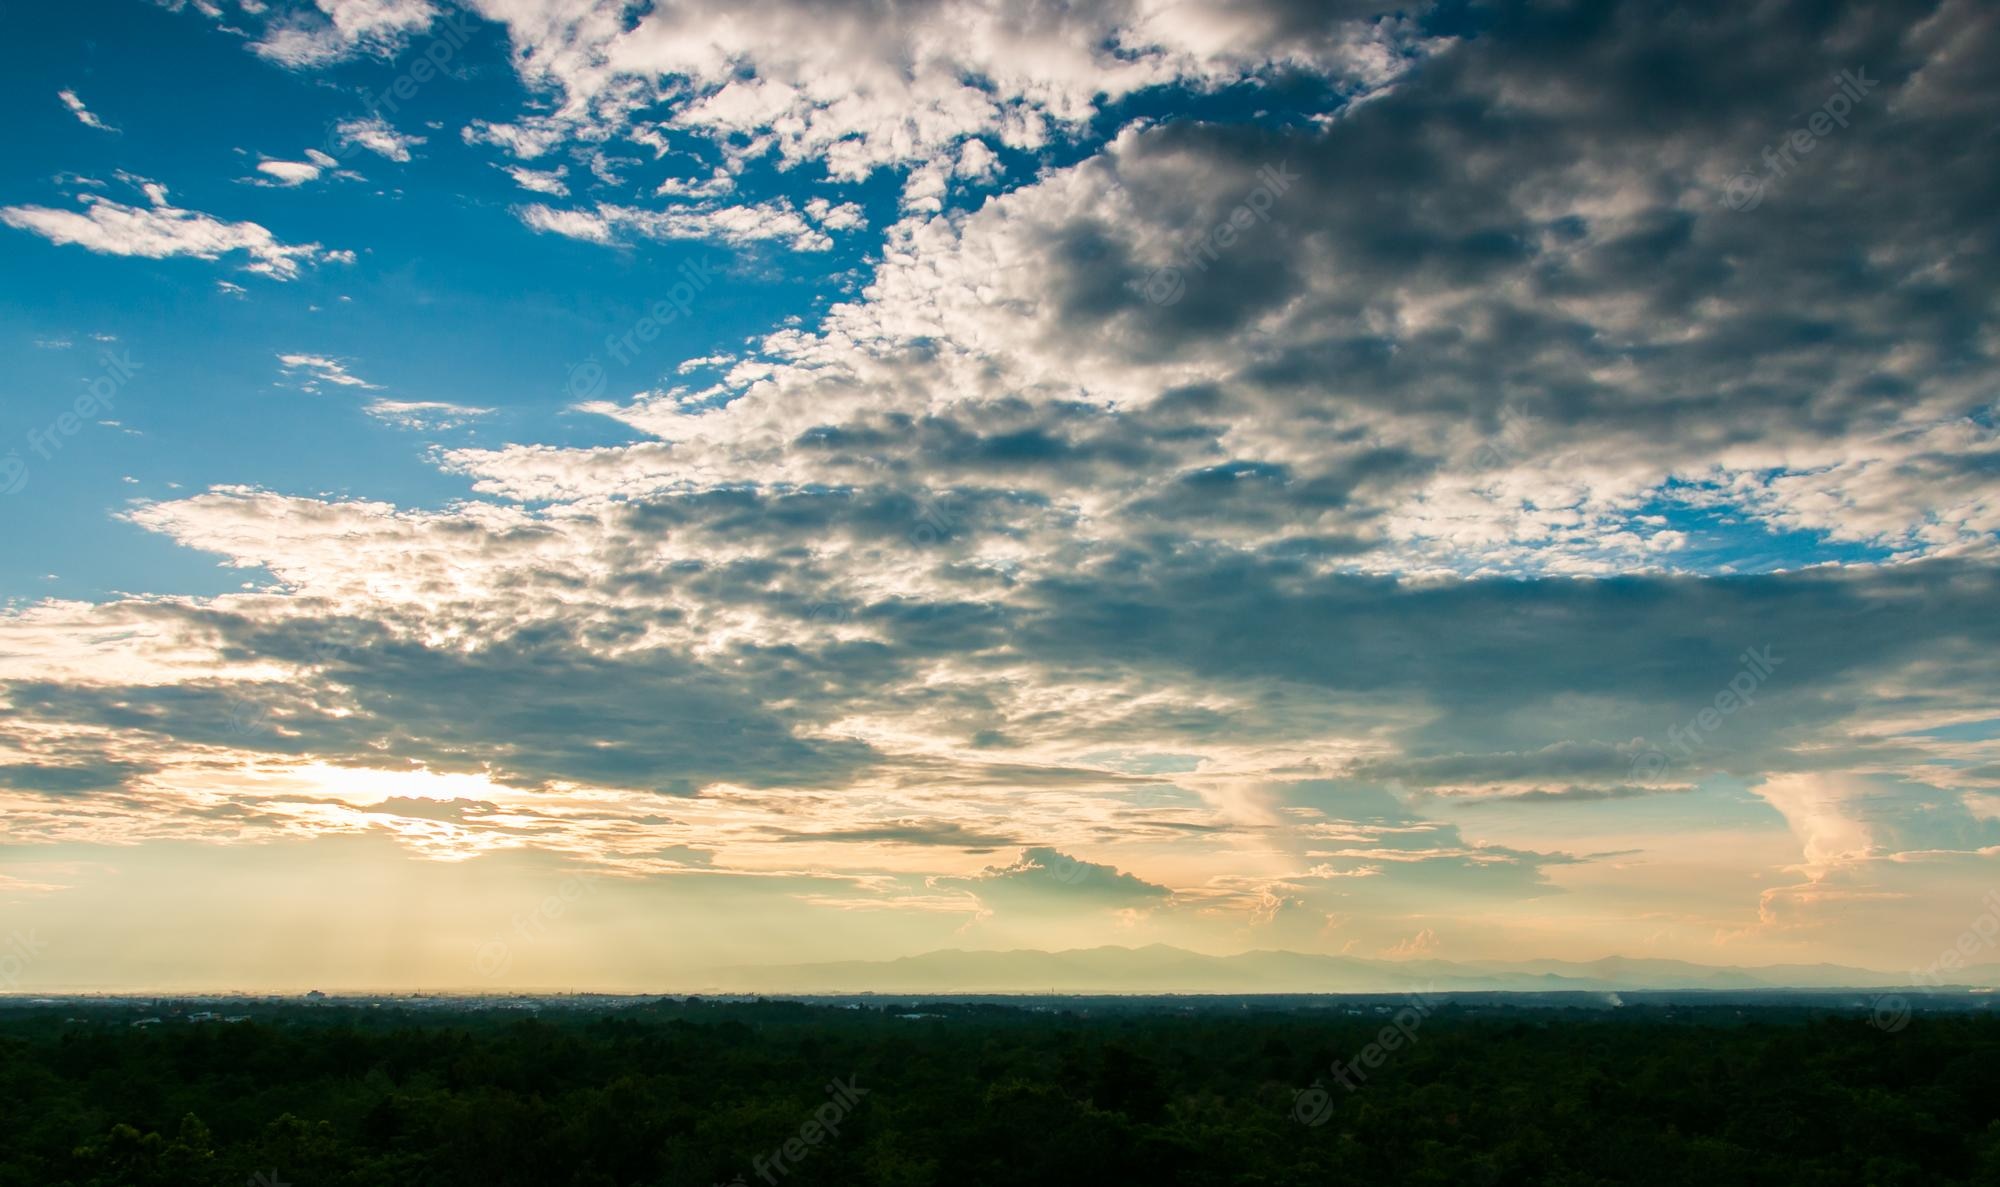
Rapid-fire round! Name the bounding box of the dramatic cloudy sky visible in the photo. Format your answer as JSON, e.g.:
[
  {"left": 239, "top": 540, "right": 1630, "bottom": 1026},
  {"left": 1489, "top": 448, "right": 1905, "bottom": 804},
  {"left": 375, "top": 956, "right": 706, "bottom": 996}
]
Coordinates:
[{"left": 1, "top": 0, "right": 1996, "bottom": 991}]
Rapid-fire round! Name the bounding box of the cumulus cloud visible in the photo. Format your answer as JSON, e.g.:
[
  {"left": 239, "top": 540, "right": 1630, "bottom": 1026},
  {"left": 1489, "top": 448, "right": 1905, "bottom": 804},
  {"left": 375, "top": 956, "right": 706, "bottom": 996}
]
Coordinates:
[
  {"left": 459, "top": 0, "right": 1436, "bottom": 182},
  {"left": 475, "top": 0, "right": 1997, "bottom": 583},
  {"left": 804, "top": 197, "right": 867, "bottom": 231},
  {"left": 940, "top": 847, "right": 1174, "bottom": 911},
  {"left": 251, "top": 0, "right": 444, "bottom": 67}
]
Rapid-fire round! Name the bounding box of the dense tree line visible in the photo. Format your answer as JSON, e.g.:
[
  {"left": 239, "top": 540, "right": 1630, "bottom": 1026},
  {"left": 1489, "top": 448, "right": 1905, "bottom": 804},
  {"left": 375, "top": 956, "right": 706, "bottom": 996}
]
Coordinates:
[{"left": 1, "top": 999, "right": 1996, "bottom": 1185}]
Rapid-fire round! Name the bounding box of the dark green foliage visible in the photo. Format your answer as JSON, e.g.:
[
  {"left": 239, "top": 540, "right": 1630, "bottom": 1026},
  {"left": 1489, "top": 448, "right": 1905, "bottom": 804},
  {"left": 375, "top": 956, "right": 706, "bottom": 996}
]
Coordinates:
[{"left": 1, "top": 1001, "right": 1996, "bottom": 1185}]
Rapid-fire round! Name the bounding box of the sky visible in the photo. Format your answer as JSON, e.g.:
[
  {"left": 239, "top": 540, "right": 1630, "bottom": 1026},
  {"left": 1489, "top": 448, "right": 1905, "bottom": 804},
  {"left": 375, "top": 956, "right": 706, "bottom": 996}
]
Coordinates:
[{"left": 0, "top": 0, "right": 1996, "bottom": 992}]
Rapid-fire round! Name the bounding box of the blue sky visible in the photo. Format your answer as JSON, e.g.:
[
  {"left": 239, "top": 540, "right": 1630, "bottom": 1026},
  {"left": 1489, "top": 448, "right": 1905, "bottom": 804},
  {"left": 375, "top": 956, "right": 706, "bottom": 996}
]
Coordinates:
[
  {"left": 1, "top": 0, "right": 1997, "bottom": 991},
  {"left": 2, "top": 0, "right": 896, "bottom": 600}
]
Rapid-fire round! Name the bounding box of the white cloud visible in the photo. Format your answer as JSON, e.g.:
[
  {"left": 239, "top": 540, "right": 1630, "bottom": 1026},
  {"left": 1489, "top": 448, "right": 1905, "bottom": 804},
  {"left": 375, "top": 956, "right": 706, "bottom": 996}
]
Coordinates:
[
  {"left": 463, "top": 0, "right": 1438, "bottom": 184},
  {"left": 677, "top": 352, "right": 737, "bottom": 374},
  {"left": 335, "top": 114, "right": 426, "bottom": 162},
  {"left": 502, "top": 164, "right": 569, "bottom": 196},
  {"left": 461, "top": 117, "right": 569, "bottom": 160},
  {"left": 57, "top": 89, "right": 118, "bottom": 133},
  {"left": 899, "top": 159, "right": 951, "bottom": 214},
  {"left": 252, "top": 0, "right": 441, "bottom": 67},
  {"left": 955, "top": 138, "right": 1000, "bottom": 181},
  {"left": 655, "top": 170, "right": 735, "bottom": 200},
  {"left": 516, "top": 199, "right": 831, "bottom": 252},
  {"left": 804, "top": 197, "right": 867, "bottom": 231},
  {"left": 0, "top": 184, "right": 335, "bottom": 279},
  {"left": 279, "top": 353, "right": 380, "bottom": 390},
  {"left": 512, "top": 204, "right": 613, "bottom": 244},
  {"left": 255, "top": 159, "right": 325, "bottom": 186},
  {"left": 364, "top": 398, "right": 495, "bottom": 430}
]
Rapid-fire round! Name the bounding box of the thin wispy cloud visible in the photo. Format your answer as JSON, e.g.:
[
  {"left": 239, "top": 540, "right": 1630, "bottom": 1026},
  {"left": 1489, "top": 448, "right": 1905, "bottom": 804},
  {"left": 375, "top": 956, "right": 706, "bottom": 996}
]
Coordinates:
[
  {"left": 1, "top": 180, "right": 338, "bottom": 278},
  {"left": 502, "top": 164, "right": 568, "bottom": 197},
  {"left": 278, "top": 353, "right": 379, "bottom": 390},
  {"left": 56, "top": 89, "right": 117, "bottom": 132},
  {"left": 363, "top": 398, "right": 493, "bottom": 430},
  {"left": 514, "top": 200, "right": 839, "bottom": 252},
  {"left": 334, "top": 114, "right": 425, "bottom": 162}
]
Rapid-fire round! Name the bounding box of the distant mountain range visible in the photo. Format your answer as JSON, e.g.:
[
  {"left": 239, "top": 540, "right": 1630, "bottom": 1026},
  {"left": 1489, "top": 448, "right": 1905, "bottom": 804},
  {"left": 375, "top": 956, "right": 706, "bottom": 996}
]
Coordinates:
[{"left": 704, "top": 944, "right": 2000, "bottom": 994}]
